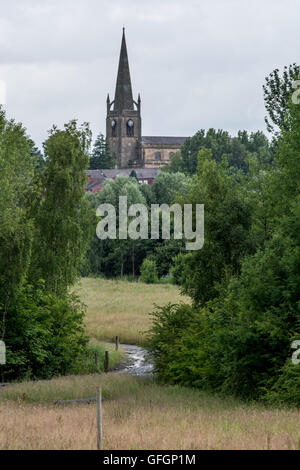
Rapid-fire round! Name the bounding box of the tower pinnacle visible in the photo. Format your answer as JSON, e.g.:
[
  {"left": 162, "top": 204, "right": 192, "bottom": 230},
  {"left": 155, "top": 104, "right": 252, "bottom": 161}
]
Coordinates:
[{"left": 113, "top": 28, "right": 134, "bottom": 112}]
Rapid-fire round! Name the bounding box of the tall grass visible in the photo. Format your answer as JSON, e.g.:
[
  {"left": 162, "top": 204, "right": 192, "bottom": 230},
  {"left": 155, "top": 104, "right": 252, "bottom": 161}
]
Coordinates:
[{"left": 1, "top": 373, "right": 299, "bottom": 450}]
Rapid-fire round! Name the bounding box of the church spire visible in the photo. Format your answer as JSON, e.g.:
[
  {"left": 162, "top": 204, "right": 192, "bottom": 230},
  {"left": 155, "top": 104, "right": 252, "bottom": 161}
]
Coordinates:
[{"left": 113, "top": 28, "right": 134, "bottom": 112}]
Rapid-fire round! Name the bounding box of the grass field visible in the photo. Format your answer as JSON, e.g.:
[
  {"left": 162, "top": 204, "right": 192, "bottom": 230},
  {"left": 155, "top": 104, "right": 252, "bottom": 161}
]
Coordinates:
[
  {"left": 76, "top": 277, "right": 189, "bottom": 345},
  {"left": 1, "top": 277, "right": 299, "bottom": 450},
  {"left": 1, "top": 373, "right": 299, "bottom": 450}
]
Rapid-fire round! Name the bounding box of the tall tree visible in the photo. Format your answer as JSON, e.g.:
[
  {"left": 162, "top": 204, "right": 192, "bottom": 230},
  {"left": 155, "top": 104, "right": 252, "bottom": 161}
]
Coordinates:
[
  {"left": 178, "top": 149, "right": 253, "bottom": 305},
  {"left": 263, "top": 63, "right": 300, "bottom": 137},
  {"left": 30, "top": 120, "right": 93, "bottom": 295},
  {"left": 89, "top": 133, "right": 115, "bottom": 169},
  {"left": 0, "top": 106, "right": 35, "bottom": 341}
]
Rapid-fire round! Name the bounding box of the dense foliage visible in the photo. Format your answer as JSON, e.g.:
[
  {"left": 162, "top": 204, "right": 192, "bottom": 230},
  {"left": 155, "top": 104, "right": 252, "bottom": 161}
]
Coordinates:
[
  {"left": 175, "top": 129, "right": 272, "bottom": 175},
  {"left": 147, "top": 66, "right": 300, "bottom": 407},
  {"left": 82, "top": 172, "right": 187, "bottom": 278},
  {"left": 140, "top": 259, "right": 159, "bottom": 284},
  {"left": 0, "top": 109, "right": 92, "bottom": 380}
]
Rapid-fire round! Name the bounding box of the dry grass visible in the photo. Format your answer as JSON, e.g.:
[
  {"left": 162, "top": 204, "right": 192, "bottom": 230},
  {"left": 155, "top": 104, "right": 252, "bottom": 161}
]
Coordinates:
[
  {"left": 1, "top": 278, "right": 299, "bottom": 450},
  {"left": 1, "top": 373, "right": 299, "bottom": 450},
  {"left": 76, "top": 277, "right": 188, "bottom": 345}
]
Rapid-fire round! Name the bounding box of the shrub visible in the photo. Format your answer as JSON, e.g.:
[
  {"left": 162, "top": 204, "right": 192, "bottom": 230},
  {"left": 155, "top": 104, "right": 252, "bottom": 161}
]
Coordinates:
[
  {"left": 2, "top": 281, "right": 88, "bottom": 381},
  {"left": 170, "top": 253, "right": 187, "bottom": 285},
  {"left": 264, "top": 360, "right": 300, "bottom": 407},
  {"left": 140, "top": 258, "right": 159, "bottom": 284},
  {"left": 147, "top": 303, "right": 224, "bottom": 390}
]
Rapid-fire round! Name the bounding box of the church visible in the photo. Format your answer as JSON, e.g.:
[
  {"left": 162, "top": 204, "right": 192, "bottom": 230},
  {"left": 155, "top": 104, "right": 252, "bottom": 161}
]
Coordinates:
[{"left": 106, "top": 28, "right": 187, "bottom": 169}]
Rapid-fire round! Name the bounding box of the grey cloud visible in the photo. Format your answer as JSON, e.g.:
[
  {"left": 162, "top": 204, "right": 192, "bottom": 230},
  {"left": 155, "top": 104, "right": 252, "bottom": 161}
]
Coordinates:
[{"left": 0, "top": 0, "right": 299, "bottom": 149}]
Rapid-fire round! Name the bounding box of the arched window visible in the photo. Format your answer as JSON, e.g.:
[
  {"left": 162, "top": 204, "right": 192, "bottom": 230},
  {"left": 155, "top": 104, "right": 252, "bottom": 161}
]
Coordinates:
[
  {"left": 155, "top": 152, "right": 161, "bottom": 161},
  {"left": 126, "top": 119, "right": 134, "bottom": 137},
  {"left": 111, "top": 119, "right": 117, "bottom": 137}
]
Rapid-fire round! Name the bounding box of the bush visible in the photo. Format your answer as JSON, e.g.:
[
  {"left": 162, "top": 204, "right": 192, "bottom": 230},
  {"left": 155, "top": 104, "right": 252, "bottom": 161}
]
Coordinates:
[
  {"left": 264, "top": 360, "right": 300, "bottom": 407},
  {"left": 140, "top": 259, "right": 158, "bottom": 284},
  {"left": 3, "top": 281, "right": 88, "bottom": 381},
  {"left": 147, "top": 303, "right": 224, "bottom": 390},
  {"left": 170, "top": 253, "right": 187, "bottom": 285}
]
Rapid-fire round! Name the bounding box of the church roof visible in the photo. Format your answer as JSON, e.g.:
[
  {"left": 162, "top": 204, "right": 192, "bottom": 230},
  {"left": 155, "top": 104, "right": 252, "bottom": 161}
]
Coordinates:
[
  {"left": 113, "top": 28, "right": 134, "bottom": 112},
  {"left": 86, "top": 168, "right": 159, "bottom": 179},
  {"left": 98, "top": 168, "right": 159, "bottom": 179},
  {"left": 142, "top": 136, "right": 187, "bottom": 146}
]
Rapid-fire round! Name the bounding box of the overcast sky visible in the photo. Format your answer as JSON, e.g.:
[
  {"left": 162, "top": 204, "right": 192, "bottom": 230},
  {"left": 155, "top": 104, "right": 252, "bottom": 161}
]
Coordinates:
[{"left": 0, "top": 0, "right": 299, "bottom": 149}]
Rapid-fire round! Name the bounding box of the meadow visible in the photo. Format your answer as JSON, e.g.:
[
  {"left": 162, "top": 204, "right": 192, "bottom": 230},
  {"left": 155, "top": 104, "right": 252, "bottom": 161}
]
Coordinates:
[
  {"left": 1, "top": 373, "right": 300, "bottom": 450},
  {"left": 1, "top": 278, "right": 299, "bottom": 450},
  {"left": 76, "top": 277, "right": 189, "bottom": 345}
]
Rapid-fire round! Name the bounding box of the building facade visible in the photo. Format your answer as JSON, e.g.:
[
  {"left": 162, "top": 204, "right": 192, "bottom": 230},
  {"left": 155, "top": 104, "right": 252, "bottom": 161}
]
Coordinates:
[{"left": 106, "top": 29, "right": 187, "bottom": 169}]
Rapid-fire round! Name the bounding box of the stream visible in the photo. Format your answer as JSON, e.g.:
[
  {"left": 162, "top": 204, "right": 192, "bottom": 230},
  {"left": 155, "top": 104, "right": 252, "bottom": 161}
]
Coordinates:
[{"left": 113, "top": 344, "right": 154, "bottom": 377}]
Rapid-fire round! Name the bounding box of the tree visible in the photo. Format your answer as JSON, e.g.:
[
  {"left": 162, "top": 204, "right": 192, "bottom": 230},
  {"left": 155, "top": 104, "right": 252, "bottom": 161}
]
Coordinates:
[
  {"left": 0, "top": 106, "right": 35, "bottom": 342},
  {"left": 180, "top": 128, "right": 272, "bottom": 175},
  {"left": 181, "top": 129, "right": 231, "bottom": 174},
  {"left": 168, "top": 151, "right": 184, "bottom": 173},
  {"left": 129, "top": 169, "right": 138, "bottom": 181},
  {"left": 30, "top": 120, "right": 94, "bottom": 295},
  {"left": 151, "top": 171, "right": 189, "bottom": 205},
  {"left": 85, "top": 175, "right": 148, "bottom": 277},
  {"left": 140, "top": 258, "right": 158, "bottom": 284},
  {"left": 28, "top": 138, "right": 44, "bottom": 170},
  {"left": 263, "top": 63, "right": 300, "bottom": 137},
  {"left": 177, "top": 149, "right": 253, "bottom": 306},
  {"left": 89, "top": 133, "right": 115, "bottom": 169},
  {"left": 151, "top": 240, "right": 185, "bottom": 278}
]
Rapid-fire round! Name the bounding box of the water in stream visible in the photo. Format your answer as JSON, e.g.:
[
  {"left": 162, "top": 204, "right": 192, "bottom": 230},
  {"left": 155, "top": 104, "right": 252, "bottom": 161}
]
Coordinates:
[{"left": 114, "top": 344, "right": 154, "bottom": 377}]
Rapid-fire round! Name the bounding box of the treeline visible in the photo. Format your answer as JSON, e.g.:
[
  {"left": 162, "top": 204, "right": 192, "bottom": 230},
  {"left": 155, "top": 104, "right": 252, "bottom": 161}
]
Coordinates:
[
  {"left": 170, "top": 128, "right": 273, "bottom": 174},
  {"left": 82, "top": 171, "right": 189, "bottom": 279},
  {"left": 82, "top": 128, "right": 273, "bottom": 280},
  {"left": 147, "top": 65, "right": 300, "bottom": 406},
  {"left": 0, "top": 112, "right": 94, "bottom": 380}
]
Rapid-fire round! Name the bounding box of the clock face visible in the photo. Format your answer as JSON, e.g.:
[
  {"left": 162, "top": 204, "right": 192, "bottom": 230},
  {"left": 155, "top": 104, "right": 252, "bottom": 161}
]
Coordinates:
[
  {"left": 127, "top": 119, "right": 134, "bottom": 127},
  {"left": 111, "top": 119, "right": 116, "bottom": 127}
]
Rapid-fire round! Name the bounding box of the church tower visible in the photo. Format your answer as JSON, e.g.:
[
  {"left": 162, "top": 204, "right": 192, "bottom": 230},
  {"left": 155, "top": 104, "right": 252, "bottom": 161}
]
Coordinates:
[{"left": 106, "top": 28, "right": 142, "bottom": 168}]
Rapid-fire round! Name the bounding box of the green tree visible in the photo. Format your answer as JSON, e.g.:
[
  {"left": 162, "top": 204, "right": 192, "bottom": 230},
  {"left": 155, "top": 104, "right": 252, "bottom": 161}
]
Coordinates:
[
  {"left": 151, "top": 171, "right": 189, "bottom": 205},
  {"left": 30, "top": 120, "right": 93, "bottom": 296},
  {"left": 178, "top": 149, "right": 253, "bottom": 305},
  {"left": 263, "top": 63, "right": 300, "bottom": 137},
  {"left": 168, "top": 151, "right": 184, "bottom": 173},
  {"left": 85, "top": 175, "right": 149, "bottom": 277},
  {"left": 89, "top": 133, "right": 115, "bottom": 169},
  {"left": 0, "top": 106, "right": 35, "bottom": 342},
  {"left": 140, "top": 258, "right": 158, "bottom": 284},
  {"left": 181, "top": 129, "right": 272, "bottom": 175}
]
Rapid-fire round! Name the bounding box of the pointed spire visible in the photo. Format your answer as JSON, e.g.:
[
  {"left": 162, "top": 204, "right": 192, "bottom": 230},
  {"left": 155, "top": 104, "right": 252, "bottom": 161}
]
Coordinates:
[{"left": 113, "top": 28, "right": 134, "bottom": 112}]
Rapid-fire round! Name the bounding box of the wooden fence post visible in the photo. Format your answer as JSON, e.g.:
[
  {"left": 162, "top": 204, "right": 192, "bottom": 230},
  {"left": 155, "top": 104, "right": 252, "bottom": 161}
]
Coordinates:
[
  {"left": 96, "top": 386, "right": 102, "bottom": 450},
  {"left": 115, "top": 336, "right": 119, "bottom": 351},
  {"left": 104, "top": 351, "right": 109, "bottom": 372}
]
